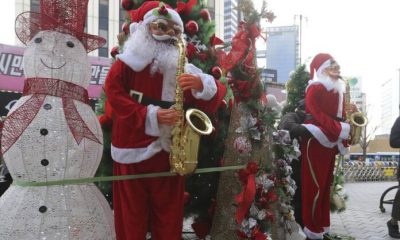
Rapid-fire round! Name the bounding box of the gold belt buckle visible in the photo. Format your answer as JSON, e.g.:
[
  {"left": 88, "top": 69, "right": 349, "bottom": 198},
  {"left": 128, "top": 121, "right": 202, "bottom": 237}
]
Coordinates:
[{"left": 130, "top": 90, "right": 143, "bottom": 103}]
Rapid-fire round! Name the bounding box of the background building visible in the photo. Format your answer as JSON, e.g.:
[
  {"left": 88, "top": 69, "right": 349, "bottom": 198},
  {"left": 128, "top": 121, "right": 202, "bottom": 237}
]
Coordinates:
[
  {"left": 223, "top": 0, "right": 238, "bottom": 43},
  {"left": 378, "top": 76, "right": 400, "bottom": 135},
  {"left": 15, "top": 0, "right": 225, "bottom": 58},
  {"left": 265, "top": 25, "right": 299, "bottom": 84},
  {"left": 347, "top": 77, "right": 367, "bottom": 113}
]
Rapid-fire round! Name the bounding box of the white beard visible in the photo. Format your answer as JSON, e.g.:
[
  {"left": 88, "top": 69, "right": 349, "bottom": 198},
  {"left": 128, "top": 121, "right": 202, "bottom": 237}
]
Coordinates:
[
  {"left": 122, "top": 23, "right": 179, "bottom": 75},
  {"left": 317, "top": 74, "right": 345, "bottom": 94}
]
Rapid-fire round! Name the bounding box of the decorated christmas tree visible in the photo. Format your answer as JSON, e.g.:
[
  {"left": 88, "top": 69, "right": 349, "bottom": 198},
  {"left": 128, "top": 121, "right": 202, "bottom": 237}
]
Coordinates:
[
  {"left": 207, "top": 1, "right": 304, "bottom": 239},
  {"left": 281, "top": 64, "right": 309, "bottom": 116}
]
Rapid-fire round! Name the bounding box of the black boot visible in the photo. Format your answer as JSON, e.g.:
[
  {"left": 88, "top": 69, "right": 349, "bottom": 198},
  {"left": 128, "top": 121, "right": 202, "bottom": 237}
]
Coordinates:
[{"left": 387, "top": 220, "right": 400, "bottom": 238}]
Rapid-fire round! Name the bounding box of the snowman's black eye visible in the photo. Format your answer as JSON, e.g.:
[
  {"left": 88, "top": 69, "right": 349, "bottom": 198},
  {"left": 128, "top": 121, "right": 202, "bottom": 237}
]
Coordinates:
[
  {"left": 66, "top": 41, "right": 74, "bottom": 48},
  {"left": 34, "top": 37, "right": 42, "bottom": 43}
]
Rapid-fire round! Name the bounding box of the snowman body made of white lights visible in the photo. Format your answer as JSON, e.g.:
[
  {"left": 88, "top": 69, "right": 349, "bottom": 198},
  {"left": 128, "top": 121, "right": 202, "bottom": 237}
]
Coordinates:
[{"left": 0, "top": 30, "right": 115, "bottom": 240}]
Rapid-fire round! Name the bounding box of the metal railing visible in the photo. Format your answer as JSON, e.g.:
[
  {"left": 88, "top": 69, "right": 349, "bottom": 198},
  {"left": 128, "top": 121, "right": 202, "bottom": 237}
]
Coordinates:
[{"left": 343, "top": 160, "right": 398, "bottom": 182}]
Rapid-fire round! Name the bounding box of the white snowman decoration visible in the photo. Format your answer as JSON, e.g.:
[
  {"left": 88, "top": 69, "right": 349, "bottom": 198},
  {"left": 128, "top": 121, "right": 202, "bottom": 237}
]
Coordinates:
[{"left": 0, "top": 0, "right": 115, "bottom": 239}]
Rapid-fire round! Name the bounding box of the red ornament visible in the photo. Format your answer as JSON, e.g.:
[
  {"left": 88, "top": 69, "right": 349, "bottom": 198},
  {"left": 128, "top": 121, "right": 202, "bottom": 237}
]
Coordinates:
[
  {"left": 110, "top": 46, "right": 119, "bottom": 58},
  {"left": 121, "top": 0, "right": 134, "bottom": 10},
  {"left": 197, "top": 52, "right": 208, "bottom": 62},
  {"left": 186, "top": 42, "right": 197, "bottom": 59},
  {"left": 122, "top": 22, "right": 129, "bottom": 35},
  {"left": 200, "top": 8, "right": 211, "bottom": 21},
  {"left": 185, "top": 20, "right": 199, "bottom": 36},
  {"left": 266, "top": 189, "right": 279, "bottom": 202},
  {"left": 211, "top": 66, "right": 222, "bottom": 79}
]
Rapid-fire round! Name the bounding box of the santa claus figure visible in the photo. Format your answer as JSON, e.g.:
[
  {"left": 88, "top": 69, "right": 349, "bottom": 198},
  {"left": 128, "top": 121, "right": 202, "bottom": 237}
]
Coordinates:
[
  {"left": 104, "top": 1, "right": 226, "bottom": 239},
  {"left": 300, "top": 53, "right": 356, "bottom": 239}
]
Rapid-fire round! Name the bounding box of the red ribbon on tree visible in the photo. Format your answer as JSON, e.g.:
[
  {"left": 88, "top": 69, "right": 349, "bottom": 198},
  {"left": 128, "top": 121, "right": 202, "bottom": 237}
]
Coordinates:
[
  {"left": 229, "top": 79, "right": 258, "bottom": 103},
  {"left": 210, "top": 34, "right": 224, "bottom": 46},
  {"left": 235, "top": 173, "right": 256, "bottom": 224},
  {"left": 235, "top": 161, "right": 259, "bottom": 224},
  {"left": 219, "top": 21, "right": 261, "bottom": 72},
  {"left": 1, "top": 78, "right": 101, "bottom": 155}
]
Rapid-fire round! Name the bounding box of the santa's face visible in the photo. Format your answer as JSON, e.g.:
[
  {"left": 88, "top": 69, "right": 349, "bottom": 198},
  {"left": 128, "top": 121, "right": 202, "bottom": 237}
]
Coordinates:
[
  {"left": 324, "top": 60, "right": 341, "bottom": 81},
  {"left": 122, "top": 22, "right": 180, "bottom": 74},
  {"left": 148, "top": 19, "right": 183, "bottom": 43}
]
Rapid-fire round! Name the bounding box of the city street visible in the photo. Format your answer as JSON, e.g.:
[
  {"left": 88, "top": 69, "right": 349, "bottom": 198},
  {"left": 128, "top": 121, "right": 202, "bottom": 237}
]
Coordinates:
[{"left": 331, "top": 181, "right": 398, "bottom": 240}]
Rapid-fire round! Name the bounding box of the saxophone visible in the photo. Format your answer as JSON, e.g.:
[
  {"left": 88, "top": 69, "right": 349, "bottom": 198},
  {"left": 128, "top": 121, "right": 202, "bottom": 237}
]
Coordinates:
[
  {"left": 344, "top": 78, "right": 367, "bottom": 145},
  {"left": 169, "top": 39, "right": 213, "bottom": 175}
]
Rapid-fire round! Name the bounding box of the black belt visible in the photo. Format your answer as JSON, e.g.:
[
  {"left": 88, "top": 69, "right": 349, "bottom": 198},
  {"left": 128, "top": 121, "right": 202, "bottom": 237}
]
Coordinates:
[
  {"left": 130, "top": 90, "right": 175, "bottom": 109},
  {"left": 305, "top": 113, "right": 346, "bottom": 122}
]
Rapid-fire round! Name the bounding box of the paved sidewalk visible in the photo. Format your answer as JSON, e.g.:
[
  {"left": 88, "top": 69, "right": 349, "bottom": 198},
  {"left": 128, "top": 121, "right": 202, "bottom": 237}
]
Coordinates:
[{"left": 330, "top": 181, "right": 398, "bottom": 240}]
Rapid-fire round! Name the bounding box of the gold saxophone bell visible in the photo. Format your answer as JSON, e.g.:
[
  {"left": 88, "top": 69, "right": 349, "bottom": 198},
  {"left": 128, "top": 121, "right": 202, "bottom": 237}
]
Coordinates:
[
  {"left": 169, "top": 39, "right": 214, "bottom": 175},
  {"left": 173, "top": 109, "right": 213, "bottom": 175},
  {"left": 348, "top": 111, "right": 367, "bottom": 145}
]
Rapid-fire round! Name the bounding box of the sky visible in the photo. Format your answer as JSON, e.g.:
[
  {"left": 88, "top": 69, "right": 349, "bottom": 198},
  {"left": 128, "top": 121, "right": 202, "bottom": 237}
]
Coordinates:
[
  {"left": 1, "top": 0, "right": 400, "bottom": 129},
  {"left": 253, "top": 0, "right": 400, "bottom": 130}
]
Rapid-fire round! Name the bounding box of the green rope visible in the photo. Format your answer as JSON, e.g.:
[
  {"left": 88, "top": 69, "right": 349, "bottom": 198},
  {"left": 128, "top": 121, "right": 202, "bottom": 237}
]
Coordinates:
[{"left": 12, "top": 165, "right": 246, "bottom": 187}]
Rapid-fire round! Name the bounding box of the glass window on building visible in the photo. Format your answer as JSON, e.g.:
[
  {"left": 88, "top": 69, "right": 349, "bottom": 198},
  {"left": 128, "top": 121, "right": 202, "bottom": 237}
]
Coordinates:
[
  {"left": 98, "top": 48, "right": 109, "bottom": 57},
  {"left": 207, "top": 0, "right": 215, "bottom": 19},
  {"left": 30, "top": 0, "right": 40, "bottom": 12},
  {"left": 99, "top": 0, "right": 109, "bottom": 57}
]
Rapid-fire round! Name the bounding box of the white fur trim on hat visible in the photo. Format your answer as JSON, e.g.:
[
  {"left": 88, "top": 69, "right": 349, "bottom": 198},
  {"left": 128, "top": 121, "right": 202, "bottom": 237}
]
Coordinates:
[{"left": 143, "top": 7, "right": 184, "bottom": 30}]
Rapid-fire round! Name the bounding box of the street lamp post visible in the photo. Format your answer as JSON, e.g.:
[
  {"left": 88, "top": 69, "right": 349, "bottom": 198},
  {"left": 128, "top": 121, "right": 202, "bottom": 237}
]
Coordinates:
[{"left": 294, "top": 14, "right": 307, "bottom": 65}]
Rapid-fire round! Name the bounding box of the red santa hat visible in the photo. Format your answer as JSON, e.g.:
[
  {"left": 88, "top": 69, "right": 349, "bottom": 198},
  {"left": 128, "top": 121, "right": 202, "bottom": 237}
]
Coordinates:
[
  {"left": 309, "top": 53, "right": 333, "bottom": 80},
  {"left": 128, "top": 1, "right": 183, "bottom": 34}
]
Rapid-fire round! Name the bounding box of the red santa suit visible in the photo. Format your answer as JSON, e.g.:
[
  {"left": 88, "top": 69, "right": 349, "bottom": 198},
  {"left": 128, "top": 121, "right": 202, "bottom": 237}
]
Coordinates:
[
  {"left": 104, "top": 2, "right": 226, "bottom": 240},
  {"left": 300, "top": 54, "right": 350, "bottom": 239}
]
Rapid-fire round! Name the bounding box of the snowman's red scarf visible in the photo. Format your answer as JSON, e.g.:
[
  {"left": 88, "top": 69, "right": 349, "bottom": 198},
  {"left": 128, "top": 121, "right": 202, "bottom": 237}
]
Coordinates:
[{"left": 1, "top": 77, "right": 101, "bottom": 155}]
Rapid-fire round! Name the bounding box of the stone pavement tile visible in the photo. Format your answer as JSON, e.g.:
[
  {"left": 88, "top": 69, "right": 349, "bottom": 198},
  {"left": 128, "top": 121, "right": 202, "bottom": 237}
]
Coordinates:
[{"left": 330, "top": 181, "right": 398, "bottom": 240}]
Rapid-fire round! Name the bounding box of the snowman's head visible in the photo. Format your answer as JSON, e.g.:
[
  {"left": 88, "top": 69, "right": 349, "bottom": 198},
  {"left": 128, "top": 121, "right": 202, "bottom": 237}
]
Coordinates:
[{"left": 23, "top": 30, "right": 91, "bottom": 88}]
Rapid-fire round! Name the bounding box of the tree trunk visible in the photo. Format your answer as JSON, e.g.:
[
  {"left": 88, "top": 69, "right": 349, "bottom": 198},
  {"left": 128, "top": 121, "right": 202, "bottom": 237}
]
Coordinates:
[{"left": 210, "top": 103, "right": 275, "bottom": 239}]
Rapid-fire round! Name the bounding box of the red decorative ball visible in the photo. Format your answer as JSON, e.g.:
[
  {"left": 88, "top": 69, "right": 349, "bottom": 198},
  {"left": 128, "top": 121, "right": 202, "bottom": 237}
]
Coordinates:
[
  {"left": 110, "top": 46, "right": 119, "bottom": 58},
  {"left": 122, "top": 22, "right": 130, "bottom": 35},
  {"left": 211, "top": 66, "right": 222, "bottom": 79},
  {"left": 185, "top": 20, "right": 199, "bottom": 36},
  {"left": 121, "top": 0, "right": 134, "bottom": 10},
  {"left": 200, "top": 9, "right": 211, "bottom": 21},
  {"left": 197, "top": 52, "right": 208, "bottom": 62}
]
